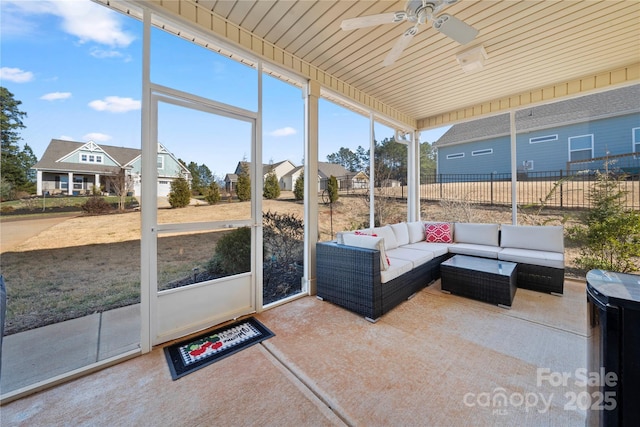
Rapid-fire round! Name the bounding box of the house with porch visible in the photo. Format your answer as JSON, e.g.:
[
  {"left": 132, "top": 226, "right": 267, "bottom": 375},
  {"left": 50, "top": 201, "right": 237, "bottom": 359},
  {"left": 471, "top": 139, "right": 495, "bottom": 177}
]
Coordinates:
[{"left": 32, "top": 139, "right": 191, "bottom": 197}]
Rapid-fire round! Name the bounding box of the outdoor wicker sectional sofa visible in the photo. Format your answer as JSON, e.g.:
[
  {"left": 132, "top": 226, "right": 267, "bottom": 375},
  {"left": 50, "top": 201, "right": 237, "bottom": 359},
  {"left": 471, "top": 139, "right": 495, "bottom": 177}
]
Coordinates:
[{"left": 316, "top": 221, "right": 564, "bottom": 321}]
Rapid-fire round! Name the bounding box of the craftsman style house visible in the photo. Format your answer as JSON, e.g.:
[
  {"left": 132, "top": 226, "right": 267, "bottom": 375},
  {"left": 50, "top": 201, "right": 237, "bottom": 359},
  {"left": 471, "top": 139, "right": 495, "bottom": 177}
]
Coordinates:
[{"left": 32, "top": 139, "right": 191, "bottom": 197}]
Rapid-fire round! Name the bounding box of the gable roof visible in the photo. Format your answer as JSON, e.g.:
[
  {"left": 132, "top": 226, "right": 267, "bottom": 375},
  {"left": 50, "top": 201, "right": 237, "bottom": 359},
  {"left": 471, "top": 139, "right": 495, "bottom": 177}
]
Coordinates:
[
  {"left": 33, "top": 139, "right": 140, "bottom": 174},
  {"left": 435, "top": 85, "right": 640, "bottom": 148},
  {"left": 317, "top": 162, "right": 352, "bottom": 179}
]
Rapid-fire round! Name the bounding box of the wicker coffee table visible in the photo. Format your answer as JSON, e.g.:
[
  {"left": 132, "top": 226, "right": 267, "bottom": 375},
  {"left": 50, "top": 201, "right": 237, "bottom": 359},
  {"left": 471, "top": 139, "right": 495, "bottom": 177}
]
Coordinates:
[{"left": 440, "top": 255, "right": 518, "bottom": 308}]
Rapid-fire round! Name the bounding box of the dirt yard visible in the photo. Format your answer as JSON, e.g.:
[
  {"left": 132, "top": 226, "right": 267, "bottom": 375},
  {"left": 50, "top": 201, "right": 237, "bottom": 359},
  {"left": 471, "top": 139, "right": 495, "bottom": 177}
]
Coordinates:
[{"left": 1, "top": 192, "right": 595, "bottom": 334}]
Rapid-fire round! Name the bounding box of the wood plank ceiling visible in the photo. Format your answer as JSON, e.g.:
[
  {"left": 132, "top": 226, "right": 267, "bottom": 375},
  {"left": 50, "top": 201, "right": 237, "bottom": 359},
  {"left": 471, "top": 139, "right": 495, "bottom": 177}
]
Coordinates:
[{"left": 118, "top": 0, "right": 640, "bottom": 129}]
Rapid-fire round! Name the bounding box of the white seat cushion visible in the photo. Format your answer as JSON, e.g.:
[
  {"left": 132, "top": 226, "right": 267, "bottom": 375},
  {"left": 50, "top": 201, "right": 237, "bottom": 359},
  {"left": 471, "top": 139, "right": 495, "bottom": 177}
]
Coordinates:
[
  {"left": 448, "top": 243, "right": 501, "bottom": 259},
  {"left": 403, "top": 242, "right": 451, "bottom": 257},
  {"left": 380, "top": 257, "right": 413, "bottom": 283},
  {"left": 386, "top": 247, "right": 434, "bottom": 268},
  {"left": 498, "top": 247, "right": 564, "bottom": 269}
]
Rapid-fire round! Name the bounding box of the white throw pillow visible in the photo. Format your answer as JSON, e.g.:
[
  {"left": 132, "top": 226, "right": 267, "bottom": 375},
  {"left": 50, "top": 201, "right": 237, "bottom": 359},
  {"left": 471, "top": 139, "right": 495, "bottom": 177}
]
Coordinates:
[{"left": 342, "top": 234, "right": 391, "bottom": 271}]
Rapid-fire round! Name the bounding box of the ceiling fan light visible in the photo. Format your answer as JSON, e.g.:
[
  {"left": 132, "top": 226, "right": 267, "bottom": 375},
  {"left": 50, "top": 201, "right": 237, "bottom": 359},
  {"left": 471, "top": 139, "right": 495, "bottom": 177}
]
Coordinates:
[{"left": 456, "top": 45, "right": 488, "bottom": 73}]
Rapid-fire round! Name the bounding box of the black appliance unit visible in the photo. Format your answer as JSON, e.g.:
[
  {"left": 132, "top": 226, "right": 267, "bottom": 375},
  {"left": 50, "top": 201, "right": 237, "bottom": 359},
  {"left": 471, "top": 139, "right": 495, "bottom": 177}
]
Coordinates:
[{"left": 586, "top": 269, "right": 640, "bottom": 427}]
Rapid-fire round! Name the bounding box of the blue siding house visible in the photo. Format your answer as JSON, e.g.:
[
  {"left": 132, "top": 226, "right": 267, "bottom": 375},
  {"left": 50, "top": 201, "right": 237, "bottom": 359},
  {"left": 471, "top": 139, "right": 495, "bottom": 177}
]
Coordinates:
[{"left": 434, "top": 85, "right": 640, "bottom": 176}]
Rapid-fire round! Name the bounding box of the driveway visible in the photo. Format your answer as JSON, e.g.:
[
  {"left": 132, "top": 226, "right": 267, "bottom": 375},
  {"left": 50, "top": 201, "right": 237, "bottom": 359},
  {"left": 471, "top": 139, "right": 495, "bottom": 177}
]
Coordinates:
[{"left": 0, "top": 213, "right": 78, "bottom": 253}]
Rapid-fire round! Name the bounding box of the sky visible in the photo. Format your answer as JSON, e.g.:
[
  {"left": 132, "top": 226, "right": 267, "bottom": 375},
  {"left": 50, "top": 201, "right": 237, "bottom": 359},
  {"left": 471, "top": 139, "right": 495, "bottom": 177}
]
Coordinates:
[{"left": 0, "top": 0, "right": 449, "bottom": 179}]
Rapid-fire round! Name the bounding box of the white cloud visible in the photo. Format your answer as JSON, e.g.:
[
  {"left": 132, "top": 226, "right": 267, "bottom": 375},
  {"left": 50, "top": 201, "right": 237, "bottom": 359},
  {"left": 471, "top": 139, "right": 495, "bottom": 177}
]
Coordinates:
[
  {"left": 88, "top": 96, "right": 141, "bottom": 113},
  {"left": 83, "top": 133, "right": 111, "bottom": 142},
  {"left": 0, "top": 67, "right": 34, "bottom": 83},
  {"left": 269, "top": 127, "right": 297, "bottom": 137},
  {"left": 59, "top": 135, "right": 75, "bottom": 141},
  {"left": 4, "top": 0, "right": 134, "bottom": 47},
  {"left": 41, "top": 92, "right": 72, "bottom": 101},
  {"left": 89, "top": 47, "right": 130, "bottom": 61}
]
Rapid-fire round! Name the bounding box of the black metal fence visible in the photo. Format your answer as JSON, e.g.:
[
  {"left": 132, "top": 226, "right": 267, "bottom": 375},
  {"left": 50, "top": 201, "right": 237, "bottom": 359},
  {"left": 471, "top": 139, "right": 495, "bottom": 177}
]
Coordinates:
[
  {"left": 422, "top": 170, "right": 640, "bottom": 210},
  {"left": 320, "top": 170, "right": 640, "bottom": 210}
]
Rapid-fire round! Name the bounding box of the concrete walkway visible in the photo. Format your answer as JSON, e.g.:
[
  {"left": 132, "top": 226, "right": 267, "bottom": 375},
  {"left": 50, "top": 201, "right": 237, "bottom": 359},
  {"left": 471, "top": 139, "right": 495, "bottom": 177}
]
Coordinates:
[{"left": 1, "top": 304, "right": 140, "bottom": 394}]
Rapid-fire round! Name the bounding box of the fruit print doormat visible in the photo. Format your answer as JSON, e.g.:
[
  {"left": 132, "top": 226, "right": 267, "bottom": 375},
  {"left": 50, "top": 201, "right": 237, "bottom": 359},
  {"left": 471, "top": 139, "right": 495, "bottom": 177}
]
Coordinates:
[{"left": 163, "top": 317, "right": 275, "bottom": 380}]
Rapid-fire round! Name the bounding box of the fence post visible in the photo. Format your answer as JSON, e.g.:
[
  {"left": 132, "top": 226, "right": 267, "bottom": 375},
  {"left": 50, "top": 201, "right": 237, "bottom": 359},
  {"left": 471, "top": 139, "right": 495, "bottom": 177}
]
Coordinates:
[
  {"left": 559, "top": 169, "right": 563, "bottom": 208},
  {"left": 490, "top": 172, "right": 494, "bottom": 206},
  {"left": 439, "top": 174, "right": 443, "bottom": 199}
]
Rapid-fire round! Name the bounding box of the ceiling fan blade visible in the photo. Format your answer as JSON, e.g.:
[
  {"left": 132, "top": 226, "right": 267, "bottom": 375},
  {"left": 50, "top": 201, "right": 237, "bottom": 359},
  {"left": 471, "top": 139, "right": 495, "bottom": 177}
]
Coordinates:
[
  {"left": 432, "top": 14, "right": 478, "bottom": 45},
  {"left": 341, "top": 12, "right": 405, "bottom": 31},
  {"left": 383, "top": 26, "right": 418, "bottom": 67}
]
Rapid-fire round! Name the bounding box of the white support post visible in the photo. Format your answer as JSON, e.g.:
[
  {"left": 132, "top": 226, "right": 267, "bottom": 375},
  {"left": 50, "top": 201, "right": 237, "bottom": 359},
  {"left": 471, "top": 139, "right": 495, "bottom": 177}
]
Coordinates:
[
  {"left": 510, "top": 110, "right": 518, "bottom": 225},
  {"left": 304, "top": 80, "right": 320, "bottom": 295},
  {"left": 369, "top": 113, "right": 375, "bottom": 228},
  {"left": 37, "top": 170, "right": 43, "bottom": 196}
]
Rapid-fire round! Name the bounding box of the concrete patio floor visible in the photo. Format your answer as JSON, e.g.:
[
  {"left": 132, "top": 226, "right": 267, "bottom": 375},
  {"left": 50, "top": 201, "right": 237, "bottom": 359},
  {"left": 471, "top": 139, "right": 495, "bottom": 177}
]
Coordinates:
[{"left": 1, "top": 278, "right": 589, "bottom": 426}]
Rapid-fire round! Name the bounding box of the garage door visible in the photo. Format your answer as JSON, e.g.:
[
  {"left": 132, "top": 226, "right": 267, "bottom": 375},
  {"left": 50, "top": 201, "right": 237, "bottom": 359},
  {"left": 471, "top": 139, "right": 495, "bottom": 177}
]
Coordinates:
[{"left": 157, "top": 180, "right": 171, "bottom": 197}]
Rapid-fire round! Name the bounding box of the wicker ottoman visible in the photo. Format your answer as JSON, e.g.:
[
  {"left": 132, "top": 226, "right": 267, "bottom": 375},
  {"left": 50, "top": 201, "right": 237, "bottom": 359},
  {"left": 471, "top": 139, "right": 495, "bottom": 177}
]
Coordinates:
[{"left": 441, "top": 255, "right": 517, "bottom": 307}]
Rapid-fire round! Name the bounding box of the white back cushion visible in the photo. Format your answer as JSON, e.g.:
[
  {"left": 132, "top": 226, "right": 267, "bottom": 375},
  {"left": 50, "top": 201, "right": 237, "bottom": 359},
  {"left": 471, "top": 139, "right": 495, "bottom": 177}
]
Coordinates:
[
  {"left": 390, "top": 222, "right": 410, "bottom": 246},
  {"left": 454, "top": 223, "right": 499, "bottom": 246},
  {"left": 407, "top": 221, "right": 425, "bottom": 243},
  {"left": 373, "top": 225, "right": 399, "bottom": 250},
  {"left": 500, "top": 225, "right": 564, "bottom": 252}
]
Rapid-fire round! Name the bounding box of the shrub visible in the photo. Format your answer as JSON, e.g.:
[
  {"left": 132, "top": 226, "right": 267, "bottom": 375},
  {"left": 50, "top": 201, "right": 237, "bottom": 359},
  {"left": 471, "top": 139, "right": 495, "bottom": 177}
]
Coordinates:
[
  {"left": 236, "top": 162, "right": 251, "bottom": 202},
  {"left": 81, "top": 196, "right": 111, "bottom": 215},
  {"left": 327, "top": 175, "right": 339, "bottom": 203},
  {"left": 263, "top": 210, "right": 303, "bottom": 265},
  {"left": 205, "top": 181, "right": 221, "bottom": 205},
  {"left": 208, "top": 227, "right": 251, "bottom": 275},
  {"left": 263, "top": 171, "right": 281, "bottom": 199},
  {"left": 293, "top": 172, "right": 304, "bottom": 201},
  {"left": 168, "top": 177, "right": 191, "bottom": 208},
  {"left": 568, "top": 171, "right": 640, "bottom": 273}
]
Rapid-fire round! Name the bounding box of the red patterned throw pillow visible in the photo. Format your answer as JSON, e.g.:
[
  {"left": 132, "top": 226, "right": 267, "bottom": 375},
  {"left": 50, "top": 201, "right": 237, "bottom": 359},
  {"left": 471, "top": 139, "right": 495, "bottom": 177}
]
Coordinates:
[{"left": 424, "top": 222, "right": 452, "bottom": 243}]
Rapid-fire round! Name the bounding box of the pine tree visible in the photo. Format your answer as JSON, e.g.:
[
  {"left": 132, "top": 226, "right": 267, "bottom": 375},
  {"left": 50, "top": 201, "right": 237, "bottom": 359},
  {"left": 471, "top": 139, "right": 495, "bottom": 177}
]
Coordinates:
[
  {"left": 293, "top": 171, "right": 304, "bottom": 201},
  {"left": 236, "top": 162, "right": 251, "bottom": 201},
  {"left": 327, "top": 175, "right": 339, "bottom": 203},
  {"left": 205, "top": 181, "right": 221, "bottom": 204},
  {"left": 168, "top": 177, "right": 191, "bottom": 208},
  {"left": 263, "top": 170, "right": 281, "bottom": 199},
  {"left": 1, "top": 87, "right": 36, "bottom": 194}
]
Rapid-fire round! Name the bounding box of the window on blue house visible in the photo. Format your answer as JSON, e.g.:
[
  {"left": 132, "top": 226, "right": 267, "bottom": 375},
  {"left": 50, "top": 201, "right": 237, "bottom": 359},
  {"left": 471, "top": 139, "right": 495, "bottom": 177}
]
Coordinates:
[
  {"left": 633, "top": 127, "right": 639, "bottom": 155},
  {"left": 529, "top": 135, "right": 558, "bottom": 144},
  {"left": 446, "top": 153, "right": 464, "bottom": 159},
  {"left": 569, "top": 134, "right": 593, "bottom": 162},
  {"left": 472, "top": 149, "right": 493, "bottom": 156}
]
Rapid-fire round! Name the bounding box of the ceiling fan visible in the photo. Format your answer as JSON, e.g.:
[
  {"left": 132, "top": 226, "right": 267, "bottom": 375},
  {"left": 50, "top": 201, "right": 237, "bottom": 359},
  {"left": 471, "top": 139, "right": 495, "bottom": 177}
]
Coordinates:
[{"left": 340, "top": 0, "right": 478, "bottom": 66}]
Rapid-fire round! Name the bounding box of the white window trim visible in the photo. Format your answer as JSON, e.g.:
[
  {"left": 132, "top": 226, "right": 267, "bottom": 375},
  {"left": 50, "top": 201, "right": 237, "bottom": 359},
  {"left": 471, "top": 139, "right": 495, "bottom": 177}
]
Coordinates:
[
  {"left": 529, "top": 134, "right": 558, "bottom": 144},
  {"left": 472, "top": 148, "right": 493, "bottom": 156},
  {"left": 633, "top": 127, "right": 639, "bottom": 153},
  {"left": 157, "top": 155, "right": 165, "bottom": 170},
  {"left": 79, "top": 152, "right": 104, "bottom": 164},
  {"left": 446, "top": 153, "right": 465, "bottom": 159},
  {"left": 568, "top": 134, "right": 594, "bottom": 160}
]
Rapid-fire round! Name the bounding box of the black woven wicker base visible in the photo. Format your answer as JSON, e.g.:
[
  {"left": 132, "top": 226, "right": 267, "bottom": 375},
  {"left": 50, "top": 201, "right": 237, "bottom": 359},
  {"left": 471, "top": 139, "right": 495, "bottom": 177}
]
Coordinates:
[{"left": 441, "top": 256, "right": 517, "bottom": 307}]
